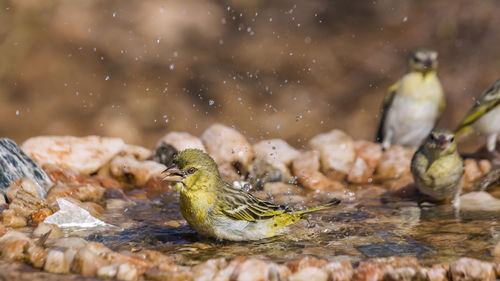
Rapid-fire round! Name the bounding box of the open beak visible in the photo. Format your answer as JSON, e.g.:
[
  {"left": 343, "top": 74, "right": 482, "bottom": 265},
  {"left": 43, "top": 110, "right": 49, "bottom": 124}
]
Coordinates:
[{"left": 162, "top": 165, "right": 185, "bottom": 182}]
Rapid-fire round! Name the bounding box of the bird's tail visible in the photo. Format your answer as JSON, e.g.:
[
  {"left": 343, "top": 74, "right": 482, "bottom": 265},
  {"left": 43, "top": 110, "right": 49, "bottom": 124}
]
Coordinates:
[{"left": 297, "top": 198, "right": 341, "bottom": 215}]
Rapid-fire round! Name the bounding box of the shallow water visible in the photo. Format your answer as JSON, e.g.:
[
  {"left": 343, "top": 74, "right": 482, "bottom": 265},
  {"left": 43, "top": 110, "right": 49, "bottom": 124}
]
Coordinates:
[{"left": 81, "top": 186, "right": 500, "bottom": 267}]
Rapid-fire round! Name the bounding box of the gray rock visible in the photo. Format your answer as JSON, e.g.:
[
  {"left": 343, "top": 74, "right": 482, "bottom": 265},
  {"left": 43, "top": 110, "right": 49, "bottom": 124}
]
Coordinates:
[{"left": 0, "top": 138, "right": 52, "bottom": 198}]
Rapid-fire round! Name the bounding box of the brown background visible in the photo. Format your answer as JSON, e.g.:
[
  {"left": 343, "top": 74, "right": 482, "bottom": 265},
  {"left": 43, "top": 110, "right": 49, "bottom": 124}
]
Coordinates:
[{"left": 1, "top": 0, "right": 499, "bottom": 152}]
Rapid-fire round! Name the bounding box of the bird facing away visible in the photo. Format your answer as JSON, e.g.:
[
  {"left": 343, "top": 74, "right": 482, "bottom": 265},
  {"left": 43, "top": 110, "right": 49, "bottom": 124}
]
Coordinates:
[
  {"left": 376, "top": 47, "right": 445, "bottom": 150},
  {"left": 455, "top": 79, "right": 500, "bottom": 152},
  {"left": 411, "top": 128, "right": 464, "bottom": 207},
  {"left": 162, "top": 149, "right": 340, "bottom": 241}
]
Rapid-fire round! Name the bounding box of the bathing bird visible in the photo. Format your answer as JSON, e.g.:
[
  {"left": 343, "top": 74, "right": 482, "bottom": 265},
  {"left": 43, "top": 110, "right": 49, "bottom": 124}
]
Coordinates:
[
  {"left": 162, "top": 149, "right": 340, "bottom": 241},
  {"left": 455, "top": 79, "right": 500, "bottom": 153},
  {"left": 376, "top": 47, "right": 445, "bottom": 150},
  {"left": 411, "top": 128, "right": 464, "bottom": 208}
]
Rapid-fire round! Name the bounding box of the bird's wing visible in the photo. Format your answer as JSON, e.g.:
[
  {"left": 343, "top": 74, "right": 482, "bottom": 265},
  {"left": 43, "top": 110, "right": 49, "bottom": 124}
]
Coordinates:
[
  {"left": 218, "top": 186, "right": 290, "bottom": 221},
  {"left": 455, "top": 79, "right": 500, "bottom": 137},
  {"left": 375, "top": 81, "right": 400, "bottom": 143}
]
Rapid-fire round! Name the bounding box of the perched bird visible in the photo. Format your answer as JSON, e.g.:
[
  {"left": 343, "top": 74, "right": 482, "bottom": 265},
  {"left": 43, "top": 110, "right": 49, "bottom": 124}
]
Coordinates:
[
  {"left": 376, "top": 47, "right": 445, "bottom": 149},
  {"left": 162, "top": 149, "right": 340, "bottom": 241},
  {"left": 455, "top": 79, "right": 500, "bottom": 153},
  {"left": 411, "top": 128, "right": 464, "bottom": 207}
]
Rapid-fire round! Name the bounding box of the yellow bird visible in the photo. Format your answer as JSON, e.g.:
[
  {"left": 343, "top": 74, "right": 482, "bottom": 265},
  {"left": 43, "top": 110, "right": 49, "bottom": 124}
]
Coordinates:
[
  {"left": 411, "top": 128, "right": 464, "bottom": 207},
  {"left": 162, "top": 149, "right": 340, "bottom": 241},
  {"left": 455, "top": 79, "right": 500, "bottom": 153},
  {"left": 376, "top": 47, "right": 445, "bottom": 150}
]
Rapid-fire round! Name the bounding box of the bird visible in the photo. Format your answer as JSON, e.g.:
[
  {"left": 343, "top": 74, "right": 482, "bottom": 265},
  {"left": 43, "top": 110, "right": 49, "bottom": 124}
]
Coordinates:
[
  {"left": 375, "top": 47, "right": 445, "bottom": 150},
  {"left": 455, "top": 79, "right": 500, "bottom": 153},
  {"left": 410, "top": 128, "right": 464, "bottom": 208},
  {"left": 161, "top": 149, "right": 340, "bottom": 241}
]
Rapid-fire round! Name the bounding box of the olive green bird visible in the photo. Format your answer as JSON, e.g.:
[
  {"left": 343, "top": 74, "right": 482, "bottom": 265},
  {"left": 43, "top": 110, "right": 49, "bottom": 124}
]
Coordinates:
[
  {"left": 411, "top": 128, "right": 464, "bottom": 208},
  {"left": 455, "top": 79, "right": 500, "bottom": 152},
  {"left": 376, "top": 47, "right": 445, "bottom": 150},
  {"left": 162, "top": 149, "right": 340, "bottom": 241}
]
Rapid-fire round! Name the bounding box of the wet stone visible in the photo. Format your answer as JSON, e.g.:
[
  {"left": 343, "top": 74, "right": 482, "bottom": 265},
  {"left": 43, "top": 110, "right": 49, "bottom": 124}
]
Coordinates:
[
  {"left": 0, "top": 231, "right": 32, "bottom": 261},
  {"left": 71, "top": 247, "right": 110, "bottom": 277},
  {"left": 27, "top": 245, "right": 48, "bottom": 268},
  {"left": 117, "top": 263, "right": 139, "bottom": 281},
  {"left": 289, "top": 267, "right": 328, "bottom": 281},
  {"left": 309, "top": 129, "right": 356, "bottom": 175},
  {"left": 460, "top": 191, "right": 500, "bottom": 212},
  {"left": 33, "top": 223, "right": 63, "bottom": 239},
  {"left": 0, "top": 138, "right": 52, "bottom": 197},
  {"left": 426, "top": 264, "right": 448, "bottom": 281},
  {"left": 97, "top": 263, "right": 120, "bottom": 279},
  {"left": 154, "top": 142, "right": 178, "bottom": 167},
  {"left": 44, "top": 198, "right": 112, "bottom": 228},
  {"left": 376, "top": 145, "right": 414, "bottom": 180},
  {"left": 110, "top": 155, "right": 167, "bottom": 186},
  {"left": 156, "top": 131, "right": 206, "bottom": 152},
  {"left": 247, "top": 159, "right": 284, "bottom": 189},
  {"left": 253, "top": 138, "right": 301, "bottom": 167},
  {"left": 191, "top": 258, "right": 227, "bottom": 281},
  {"left": 44, "top": 249, "right": 69, "bottom": 274},
  {"left": 2, "top": 209, "right": 27, "bottom": 228},
  {"left": 323, "top": 261, "right": 353, "bottom": 281},
  {"left": 449, "top": 257, "right": 495, "bottom": 281}
]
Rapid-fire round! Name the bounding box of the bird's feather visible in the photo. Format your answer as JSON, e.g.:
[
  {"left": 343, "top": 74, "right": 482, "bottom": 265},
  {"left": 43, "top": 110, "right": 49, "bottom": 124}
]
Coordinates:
[{"left": 375, "top": 81, "right": 400, "bottom": 143}]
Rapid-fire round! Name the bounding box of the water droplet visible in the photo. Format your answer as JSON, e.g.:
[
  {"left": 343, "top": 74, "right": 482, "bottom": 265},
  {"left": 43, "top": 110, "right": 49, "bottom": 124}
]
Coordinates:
[
  {"left": 169, "top": 64, "right": 174, "bottom": 70},
  {"left": 403, "top": 16, "right": 408, "bottom": 22},
  {"left": 269, "top": 17, "right": 272, "bottom": 22},
  {"left": 209, "top": 100, "right": 215, "bottom": 105},
  {"left": 105, "top": 75, "right": 110, "bottom": 81},
  {"left": 112, "top": 12, "right": 117, "bottom": 18},
  {"left": 156, "top": 38, "right": 162, "bottom": 44},
  {"left": 15, "top": 110, "right": 20, "bottom": 116}
]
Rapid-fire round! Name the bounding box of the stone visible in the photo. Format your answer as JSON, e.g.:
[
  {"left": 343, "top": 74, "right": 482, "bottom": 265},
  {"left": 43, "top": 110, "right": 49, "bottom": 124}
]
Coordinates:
[
  {"left": 464, "top": 159, "right": 487, "bottom": 191},
  {"left": 44, "top": 249, "right": 69, "bottom": 274},
  {"left": 294, "top": 169, "right": 345, "bottom": 192},
  {"left": 9, "top": 189, "right": 48, "bottom": 218},
  {"left": 347, "top": 157, "right": 373, "bottom": 184},
  {"left": 253, "top": 139, "right": 300, "bottom": 166},
  {"left": 28, "top": 208, "right": 54, "bottom": 226},
  {"left": 217, "top": 162, "right": 242, "bottom": 182},
  {"left": 143, "top": 177, "right": 176, "bottom": 198},
  {"left": 6, "top": 178, "right": 42, "bottom": 202},
  {"left": 449, "top": 257, "right": 495, "bottom": 281},
  {"left": 71, "top": 247, "right": 110, "bottom": 276},
  {"left": 426, "top": 264, "right": 448, "bottom": 281},
  {"left": 97, "top": 263, "right": 120, "bottom": 279},
  {"left": 144, "top": 267, "right": 194, "bottom": 281},
  {"left": 48, "top": 237, "right": 88, "bottom": 250},
  {"left": 157, "top": 131, "right": 206, "bottom": 152},
  {"left": 286, "top": 256, "right": 328, "bottom": 273},
  {"left": 33, "top": 223, "right": 63, "bottom": 239},
  {"left": 376, "top": 145, "right": 414, "bottom": 180},
  {"left": 46, "top": 183, "right": 105, "bottom": 203},
  {"left": 0, "top": 231, "right": 32, "bottom": 261},
  {"left": 44, "top": 198, "right": 113, "bottom": 228},
  {"left": 192, "top": 258, "right": 227, "bottom": 281},
  {"left": 230, "top": 258, "right": 268, "bottom": 281},
  {"left": 2, "top": 209, "right": 27, "bottom": 228},
  {"left": 103, "top": 252, "right": 154, "bottom": 274},
  {"left": 117, "top": 263, "right": 139, "bottom": 281},
  {"left": 383, "top": 265, "right": 427, "bottom": 281},
  {"left": 120, "top": 144, "right": 152, "bottom": 161},
  {"left": 85, "top": 242, "right": 113, "bottom": 255},
  {"left": 109, "top": 155, "right": 166, "bottom": 186},
  {"left": 289, "top": 267, "right": 328, "bottom": 281},
  {"left": 353, "top": 257, "right": 419, "bottom": 281},
  {"left": 323, "top": 261, "right": 353, "bottom": 281},
  {"left": 0, "top": 138, "right": 52, "bottom": 197},
  {"left": 460, "top": 192, "right": 500, "bottom": 211},
  {"left": 154, "top": 143, "right": 179, "bottom": 167},
  {"left": 26, "top": 245, "right": 48, "bottom": 268},
  {"left": 137, "top": 249, "right": 175, "bottom": 266},
  {"left": 21, "top": 136, "right": 126, "bottom": 175},
  {"left": 247, "top": 159, "right": 284, "bottom": 189},
  {"left": 0, "top": 223, "right": 7, "bottom": 237},
  {"left": 354, "top": 140, "right": 383, "bottom": 170},
  {"left": 293, "top": 151, "right": 321, "bottom": 172},
  {"left": 309, "top": 129, "right": 356, "bottom": 175},
  {"left": 493, "top": 240, "right": 500, "bottom": 258},
  {"left": 201, "top": 124, "right": 254, "bottom": 170}
]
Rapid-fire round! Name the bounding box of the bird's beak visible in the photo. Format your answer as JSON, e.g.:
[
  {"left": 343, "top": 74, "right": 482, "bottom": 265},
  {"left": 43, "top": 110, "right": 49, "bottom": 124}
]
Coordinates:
[
  {"left": 436, "top": 135, "right": 447, "bottom": 149},
  {"left": 162, "top": 165, "right": 185, "bottom": 182}
]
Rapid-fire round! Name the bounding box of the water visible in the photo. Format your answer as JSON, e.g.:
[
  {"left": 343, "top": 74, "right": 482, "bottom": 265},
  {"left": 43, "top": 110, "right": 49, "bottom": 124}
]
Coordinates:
[{"left": 83, "top": 185, "right": 500, "bottom": 266}]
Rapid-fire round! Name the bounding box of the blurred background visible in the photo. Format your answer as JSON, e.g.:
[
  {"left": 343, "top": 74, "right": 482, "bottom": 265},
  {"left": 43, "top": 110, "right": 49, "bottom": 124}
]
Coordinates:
[{"left": 0, "top": 0, "right": 499, "bottom": 152}]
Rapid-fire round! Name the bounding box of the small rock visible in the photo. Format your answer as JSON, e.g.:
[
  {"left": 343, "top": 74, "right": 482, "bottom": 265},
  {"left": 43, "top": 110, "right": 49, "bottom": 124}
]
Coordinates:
[
  {"left": 44, "top": 249, "right": 69, "bottom": 273},
  {"left": 48, "top": 237, "right": 88, "bottom": 250},
  {"left": 120, "top": 144, "right": 152, "bottom": 161},
  {"left": 294, "top": 169, "right": 345, "bottom": 192},
  {"left": 478, "top": 160, "right": 492, "bottom": 175},
  {"left": 253, "top": 139, "right": 301, "bottom": 166},
  {"left": 137, "top": 249, "right": 175, "bottom": 266},
  {"left": 460, "top": 191, "right": 500, "bottom": 211},
  {"left": 354, "top": 140, "right": 383, "bottom": 170},
  {"left": 26, "top": 245, "right": 48, "bottom": 268},
  {"left": 449, "top": 257, "right": 495, "bottom": 281},
  {"left": 71, "top": 247, "right": 110, "bottom": 276},
  {"left": 9, "top": 189, "right": 48, "bottom": 218},
  {"left": 230, "top": 258, "right": 272, "bottom": 281},
  {"left": 201, "top": 124, "right": 254, "bottom": 171},
  {"left": 144, "top": 266, "right": 194, "bottom": 281},
  {"left": 464, "top": 159, "right": 486, "bottom": 191},
  {"left": 28, "top": 208, "right": 54, "bottom": 226},
  {"left": 309, "top": 129, "right": 356, "bottom": 175},
  {"left": 293, "top": 151, "right": 321, "bottom": 172},
  {"left": 376, "top": 145, "right": 414, "bottom": 180},
  {"left": 247, "top": 159, "right": 284, "bottom": 189},
  {"left": 0, "top": 138, "right": 52, "bottom": 197},
  {"left": 110, "top": 155, "right": 166, "bottom": 186},
  {"left": 33, "top": 223, "right": 63, "bottom": 239},
  {"left": 104, "top": 252, "right": 154, "bottom": 274},
  {"left": 0, "top": 222, "right": 7, "bottom": 237},
  {"left": 492, "top": 241, "right": 500, "bottom": 258},
  {"left": 97, "top": 263, "right": 120, "bottom": 279},
  {"left": 0, "top": 231, "right": 32, "bottom": 261},
  {"left": 2, "top": 209, "right": 27, "bottom": 228},
  {"left": 287, "top": 256, "right": 328, "bottom": 273},
  {"left": 289, "top": 267, "right": 328, "bottom": 281},
  {"left": 42, "top": 164, "right": 86, "bottom": 185},
  {"left": 426, "top": 264, "right": 448, "bottom": 281},
  {"left": 347, "top": 157, "right": 374, "bottom": 184},
  {"left": 217, "top": 162, "right": 242, "bottom": 182},
  {"left": 192, "top": 258, "right": 227, "bottom": 281},
  {"left": 46, "top": 183, "right": 105, "bottom": 203},
  {"left": 143, "top": 177, "right": 176, "bottom": 198},
  {"left": 153, "top": 143, "right": 178, "bottom": 167},
  {"left": 117, "top": 263, "right": 139, "bottom": 281},
  {"left": 323, "top": 261, "right": 353, "bottom": 281},
  {"left": 156, "top": 131, "right": 206, "bottom": 152},
  {"left": 383, "top": 265, "right": 427, "bottom": 281},
  {"left": 44, "top": 198, "right": 112, "bottom": 228},
  {"left": 22, "top": 136, "right": 126, "bottom": 175},
  {"left": 6, "top": 178, "right": 42, "bottom": 202},
  {"left": 353, "top": 257, "right": 419, "bottom": 281},
  {"left": 85, "top": 242, "right": 113, "bottom": 255}
]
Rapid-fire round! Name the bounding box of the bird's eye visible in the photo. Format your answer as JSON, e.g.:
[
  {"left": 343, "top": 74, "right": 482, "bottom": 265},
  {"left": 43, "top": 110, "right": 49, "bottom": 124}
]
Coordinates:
[
  {"left": 449, "top": 137, "right": 455, "bottom": 142},
  {"left": 429, "top": 134, "right": 435, "bottom": 141},
  {"left": 187, "top": 167, "right": 197, "bottom": 174}
]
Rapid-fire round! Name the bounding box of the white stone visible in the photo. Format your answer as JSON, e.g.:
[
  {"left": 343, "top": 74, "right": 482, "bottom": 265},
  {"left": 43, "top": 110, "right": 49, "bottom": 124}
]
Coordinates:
[
  {"left": 309, "top": 130, "right": 355, "bottom": 174},
  {"left": 109, "top": 155, "right": 166, "bottom": 186},
  {"left": 460, "top": 192, "right": 500, "bottom": 211},
  {"left": 44, "top": 198, "right": 114, "bottom": 228},
  {"left": 253, "top": 139, "right": 300, "bottom": 166},
  {"left": 156, "top": 131, "right": 206, "bottom": 152}
]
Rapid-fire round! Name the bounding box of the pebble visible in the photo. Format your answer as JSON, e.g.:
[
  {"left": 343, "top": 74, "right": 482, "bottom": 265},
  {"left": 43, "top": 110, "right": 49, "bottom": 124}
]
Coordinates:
[
  {"left": 71, "top": 247, "right": 110, "bottom": 276},
  {"left": 449, "top": 257, "right": 495, "bottom": 281},
  {"left": 117, "top": 263, "right": 139, "bottom": 281},
  {"left": 292, "top": 151, "right": 345, "bottom": 192},
  {"left": 44, "top": 249, "right": 70, "bottom": 273},
  {"left": 347, "top": 157, "right": 373, "bottom": 184},
  {"left": 247, "top": 159, "right": 284, "bottom": 189},
  {"left": 286, "top": 256, "right": 328, "bottom": 272},
  {"left": 97, "top": 263, "right": 120, "bottom": 279},
  {"left": 156, "top": 131, "right": 206, "bottom": 152},
  {"left": 230, "top": 258, "right": 269, "bottom": 281},
  {"left": 460, "top": 191, "right": 500, "bottom": 211},
  {"left": 323, "top": 261, "right": 353, "bottom": 281},
  {"left": 192, "top": 258, "right": 227, "bottom": 281},
  {"left": 28, "top": 208, "right": 53, "bottom": 226},
  {"left": 309, "top": 129, "right": 356, "bottom": 175},
  {"left": 6, "top": 178, "right": 42, "bottom": 202},
  {"left": 201, "top": 124, "right": 254, "bottom": 171},
  {"left": 46, "top": 183, "right": 105, "bottom": 203},
  {"left": 2, "top": 209, "right": 27, "bottom": 228},
  {"left": 492, "top": 240, "right": 500, "bottom": 258},
  {"left": 289, "top": 267, "right": 328, "bottom": 281},
  {"left": 21, "top": 136, "right": 126, "bottom": 175},
  {"left": 0, "top": 138, "right": 52, "bottom": 197},
  {"left": 354, "top": 140, "right": 383, "bottom": 170},
  {"left": 426, "top": 264, "right": 448, "bottom": 281},
  {"left": 33, "top": 223, "right": 63, "bottom": 239},
  {"left": 153, "top": 143, "right": 178, "bottom": 167},
  {"left": 463, "top": 159, "right": 490, "bottom": 191},
  {"left": 109, "top": 155, "right": 166, "bottom": 186},
  {"left": 144, "top": 267, "right": 194, "bottom": 281},
  {"left": 47, "top": 237, "right": 88, "bottom": 250},
  {"left": 0, "top": 231, "right": 32, "bottom": 261},
  {"left": 8, "top": 189, "right": 48, "bottom": 218},
  {"left": 253, "top": 139, "right": 300, "bottom": 166},
  {"left": 120, "top": 144, "right": 153, "bottom": 161},
  {"left": 26, "top": 245, "right": 48, "bottom": 268},
  {"left": 353, "top": 257, "right": 419, "bottom": 281},
  {"left": 44, "top": 198, "right": 111, "bottom": 228},
  {"left": 376, "top": 145, "right": 414, "bottom": 180}
]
